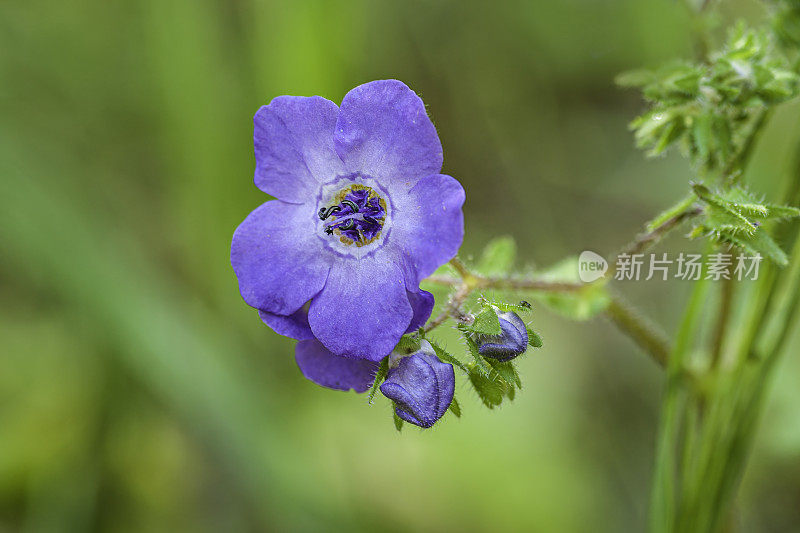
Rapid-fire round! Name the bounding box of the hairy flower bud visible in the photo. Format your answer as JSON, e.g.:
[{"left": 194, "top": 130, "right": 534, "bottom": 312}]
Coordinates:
[
  {"left": 380, "top": 341, "right": 455, "bottom": 428},
  {"left": 477, "top": 310, "right": 528, "bottom": 362}
]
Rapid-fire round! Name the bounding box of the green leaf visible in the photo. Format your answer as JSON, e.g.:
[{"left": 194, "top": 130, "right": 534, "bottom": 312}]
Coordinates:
[
  {"left": 527, "top": 327, "right": 544, "bottom": 348},
  {"left": 507, "top": 383, "right": 516, "bottom": 401},
  {"left": 367, "top": 357, "right": 389, "bottom": 404},
  {"left": 535, "top": 284, "right": 610, "bottom": 321},
  {"left": 477, "top": 236, "right": 517, "bottom": 276},
  {"left": 693, "top": 183, "right": 799, "bottom": 265},
  {"left": 528, "top": 255, "right": 611, "bottom": 319},
  {"left": 704, "top": 204, "right": 757, "bottom": 236},
  {"left": 490, "top": 300, "right": 533, "bottom": 315},
  {"left": 471, "top": 306, "right": 502, "bottom": 335},
  {"left": 692, "top": 112, "right": 713, "bottom": 163},
  {"left": 712, "top": 115, "right": 732, "bottom": 165},
  {"left": 651, "top": 120, "right": 685, "bottom": 156},
  {"left": 393, "top": 412, "right": 404, "bottom": 432},
  {"left": 488, "top": 359, "right": 522, "bottom": 388},
  {"left": 449, "top": 396, "right": 462, "bottom": 418},
  {"left": 622, "top": 24, "right": 800, "bottom": 170},
  {"left": 615, "top": 69, "right": 657, "bottom": 88},
  {"left": 765, "top": 204, "right": 800, "bottom": 220},
  {"left": 718, "top": 227, "right": 788, "bottom": 266},
  {"left": 721, "top": 187, "right": 800, "bottom": 221},
  {"left": 469, "top": 369, "right": 506, "bottom": 409}
]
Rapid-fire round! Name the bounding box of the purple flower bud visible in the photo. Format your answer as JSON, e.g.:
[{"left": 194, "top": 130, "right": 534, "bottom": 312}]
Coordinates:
[
  {"left": 477, "top": 310, "right": 528, "bottom": 362},
  {"left": 380, "top": 342, "right": 455, "bottom": 428}
]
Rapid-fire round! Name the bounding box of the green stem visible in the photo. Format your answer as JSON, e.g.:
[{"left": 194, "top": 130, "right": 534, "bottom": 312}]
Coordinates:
[
  {"left": 605, "top": 294, "right": 670, "bottom": 367},
  {"left": 620, "top": 204, "right": 702, "bottom": 258},
  {"left": 710, "top": 274, "right": 734, "bottom": 369},
  {"left": 424, "top": 259, "right": 671, "bottom": 368},
  {"left": 649, "top": 268, "right": 712, "bottom": 533}
]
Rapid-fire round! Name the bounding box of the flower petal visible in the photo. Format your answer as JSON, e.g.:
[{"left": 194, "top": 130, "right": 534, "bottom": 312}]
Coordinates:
[
  {"left": 295, "top": 339, "right": 379, "bottom": 392},
  {"left": 308, "top": 256, "right": 412, "bottom": 361},
  {"left": 477, "top": 311, "right": 529, "bottom": 361},
  {"left": 405, "top": 288, "right": 434, "bottom": 333},
  {"left": 259, "top": 306, "right": 314, "bottom": 341},
  {"left": 254, "top": 96, "right": 345, "bottom": 203},
  {"left": 380, "top": 352, "right": 454, "bottom": 428},
  {"left": 426, "top": 354, "right": 456, "bottom": 421},
  {"left": 231, "top": 200, "right": 332, "bottom": 315},
  {"left": 334, "top": 80, "right": 442, "bottom": 187},
  {"left": 391, "top": 174, "right": 465, "bottom": 284}
]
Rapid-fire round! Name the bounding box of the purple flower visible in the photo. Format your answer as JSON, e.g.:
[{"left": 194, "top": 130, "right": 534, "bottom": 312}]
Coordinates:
[
  {"left": 477, "top": 310, "right": 529, "bottom": 362},
  {"left": 294, "top": 339, "right": 379, "bottom": 393},
  {"left": 231, "top": 80, "right": 465, "bottom": 391},
  {"left": 380, "top": 341, "right": 455, "bottom": 428}
]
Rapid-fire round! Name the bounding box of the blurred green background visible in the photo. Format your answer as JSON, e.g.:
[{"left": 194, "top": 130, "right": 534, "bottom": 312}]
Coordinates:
[{"left": 1, "top": 0, "right": 799, "bottom": 531}]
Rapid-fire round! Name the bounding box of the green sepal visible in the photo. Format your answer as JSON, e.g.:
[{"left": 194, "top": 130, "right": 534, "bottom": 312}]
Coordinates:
[
  {"left": 527, "top": 327, "right": 544, "bottom": 348},
  {"left": 471, "top": 306, "right": 503, "bottom": 335},
  {"left": 367, "top": 357, "right": 389, "bottom": 404},
  {"left": 393, "top": 334, "right": 421, "bottom": 355},
  {"left": 428, "top": 339, "right": 469, "bottom": 373},
  {"left": 449, "top": 396, "right": 462, "bottom": 418},
  {"left": 393, "top": 412, "right": 404, "bottom": 432},
  {"left": 457, "top": 325, "right": 492, "bottom": 376},
  {"left": 482, "top": 299, "right": 533, "bottom": 315}
]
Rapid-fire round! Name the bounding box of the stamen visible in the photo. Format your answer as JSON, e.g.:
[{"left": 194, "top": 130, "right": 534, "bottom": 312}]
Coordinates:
[
  {"left": 318, "top": 205, "right": 341, "bottom": 220},
  {"left": 341, "top": 199, "right": 359, "bottom": 212},
  {"left": 319, "top": 186, "right": 386, "bottom": 245}
]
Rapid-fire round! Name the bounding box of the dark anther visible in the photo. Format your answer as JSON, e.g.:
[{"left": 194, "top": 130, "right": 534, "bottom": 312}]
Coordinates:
[
  {"left": 341, "top": 199, "right": 359, "bottom": 212},
  {"left": 324, "top": 227, "right": 334, "bottom": 235},
  {"left": 318, "top": 206, "right": 341, "bottom": 220}
]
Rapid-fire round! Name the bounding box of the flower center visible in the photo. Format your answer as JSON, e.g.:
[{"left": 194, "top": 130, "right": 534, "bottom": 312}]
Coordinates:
[{"left": 318, "top": 185, "right": 387, "bottom": 246}]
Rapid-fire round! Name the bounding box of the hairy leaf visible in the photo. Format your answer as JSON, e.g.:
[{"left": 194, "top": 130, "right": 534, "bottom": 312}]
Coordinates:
[
  {"left": 477, "top": 236, "right": 517, "bottom": 276},
  {"left": 471, "top": 306, "right": 503, "bottom": 335}
]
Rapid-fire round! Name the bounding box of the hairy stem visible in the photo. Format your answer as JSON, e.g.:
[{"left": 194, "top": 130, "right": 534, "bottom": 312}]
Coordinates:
[
  {"left": 423, "top": 275, "right": 583, "bottom": 292},
  {"left": 423, "top": 281, "right": 471, "bottom": 334},
  {"left": 421, "top": 258, "right": 583, "bottom": 335},
  {"left": 620, "top": 206, "right": 702, "bottom": 258},
  {"left": 425, "top": 257, "right": 671, "bottom": 367},
  {"left": 605, "top": 294, "right": 670, "bottom": 367}
]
